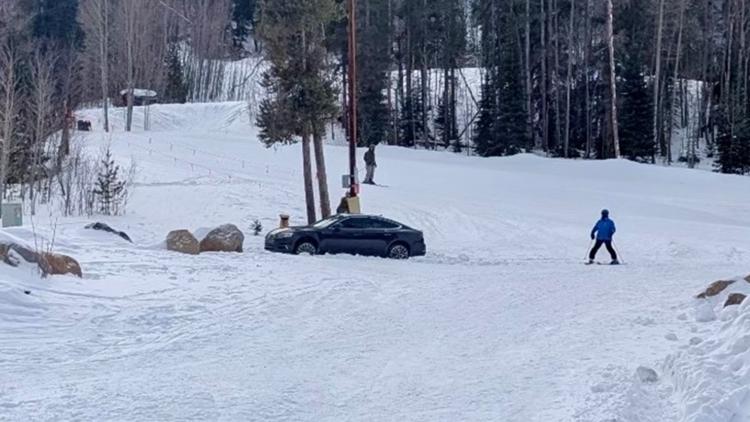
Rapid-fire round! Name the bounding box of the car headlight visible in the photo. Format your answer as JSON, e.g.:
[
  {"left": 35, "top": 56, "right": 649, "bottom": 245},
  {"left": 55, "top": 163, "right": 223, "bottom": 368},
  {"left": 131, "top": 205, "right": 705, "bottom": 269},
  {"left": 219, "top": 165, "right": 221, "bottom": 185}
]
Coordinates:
[{"left": 276, "top": 231, "right": 294, "bottom": 239}]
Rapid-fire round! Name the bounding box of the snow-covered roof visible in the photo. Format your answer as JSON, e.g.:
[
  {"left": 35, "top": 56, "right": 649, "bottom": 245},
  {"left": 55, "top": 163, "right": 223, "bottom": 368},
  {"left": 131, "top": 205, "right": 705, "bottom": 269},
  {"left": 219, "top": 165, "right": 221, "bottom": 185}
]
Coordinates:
[{"left": 119, "top": 88, "right": 157, "bottom": 98}]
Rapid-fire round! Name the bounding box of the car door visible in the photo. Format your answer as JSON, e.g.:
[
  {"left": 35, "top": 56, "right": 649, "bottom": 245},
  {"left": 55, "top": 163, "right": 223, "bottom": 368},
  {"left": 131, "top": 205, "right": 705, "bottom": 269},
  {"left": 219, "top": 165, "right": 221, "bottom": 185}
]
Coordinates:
[
  {"left": 360, "top": 217, "right": 400, "bottom": 256},
  {"left": 325, "top": 217, "right": 369, "bottom": 255}
]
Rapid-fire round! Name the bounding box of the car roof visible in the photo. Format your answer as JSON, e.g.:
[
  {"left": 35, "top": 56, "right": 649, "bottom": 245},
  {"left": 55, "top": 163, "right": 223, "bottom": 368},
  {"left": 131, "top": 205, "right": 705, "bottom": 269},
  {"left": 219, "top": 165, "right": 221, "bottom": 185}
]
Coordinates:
[{"left": 336, "top": 214, "right": 409, "bottom": 227}]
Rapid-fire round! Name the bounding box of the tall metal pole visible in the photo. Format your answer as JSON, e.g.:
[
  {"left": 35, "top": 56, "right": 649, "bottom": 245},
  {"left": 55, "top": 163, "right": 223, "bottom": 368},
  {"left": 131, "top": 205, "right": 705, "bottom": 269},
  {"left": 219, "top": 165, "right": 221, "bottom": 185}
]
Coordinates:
[{"left": 347, "top": 0, "right": 358, "bottom": 197}]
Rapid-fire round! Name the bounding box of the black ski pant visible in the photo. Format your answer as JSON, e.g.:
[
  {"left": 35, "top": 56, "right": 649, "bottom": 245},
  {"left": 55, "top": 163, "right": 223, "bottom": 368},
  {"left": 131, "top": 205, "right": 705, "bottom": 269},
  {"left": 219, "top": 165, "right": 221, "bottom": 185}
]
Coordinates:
[{"left": 589, "top": 240, "right": 617, "bottom": 261}]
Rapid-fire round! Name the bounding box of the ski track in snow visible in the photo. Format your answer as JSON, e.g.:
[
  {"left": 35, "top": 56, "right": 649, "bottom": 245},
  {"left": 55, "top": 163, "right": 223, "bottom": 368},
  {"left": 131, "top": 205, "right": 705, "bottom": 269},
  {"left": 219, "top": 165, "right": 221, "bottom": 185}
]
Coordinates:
[{"left": 1, "top": 102, "right": 749, "bottom": 421}]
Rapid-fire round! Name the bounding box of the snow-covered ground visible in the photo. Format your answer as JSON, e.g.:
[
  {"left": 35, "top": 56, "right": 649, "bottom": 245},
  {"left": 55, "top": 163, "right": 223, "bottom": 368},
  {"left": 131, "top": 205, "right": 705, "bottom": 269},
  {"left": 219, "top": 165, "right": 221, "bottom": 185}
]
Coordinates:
[{"left": 1, "top": 102, "right": 749, "bottom": 421}]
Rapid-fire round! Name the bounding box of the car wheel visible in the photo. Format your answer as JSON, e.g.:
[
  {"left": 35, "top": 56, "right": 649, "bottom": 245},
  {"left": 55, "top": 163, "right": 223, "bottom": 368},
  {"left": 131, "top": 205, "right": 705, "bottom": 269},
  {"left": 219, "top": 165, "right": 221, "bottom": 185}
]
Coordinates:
[
  {"left": 388, "top": 243, "right": 410, "bottom": 260},
  {"left": 295, "top": 241, "right": 318, "bottom": 256}
]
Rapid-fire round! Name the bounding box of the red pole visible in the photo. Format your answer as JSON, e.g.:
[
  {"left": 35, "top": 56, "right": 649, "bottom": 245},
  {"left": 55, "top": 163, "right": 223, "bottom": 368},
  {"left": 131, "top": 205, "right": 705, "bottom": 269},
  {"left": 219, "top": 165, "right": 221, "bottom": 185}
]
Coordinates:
[{"left": 347, "top": 0, "right": 358, "bottom": 197}]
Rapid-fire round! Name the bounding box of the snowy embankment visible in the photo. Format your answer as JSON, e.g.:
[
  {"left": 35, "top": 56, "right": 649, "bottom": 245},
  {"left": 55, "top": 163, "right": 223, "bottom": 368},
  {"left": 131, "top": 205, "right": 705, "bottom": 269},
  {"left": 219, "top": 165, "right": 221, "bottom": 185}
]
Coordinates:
[
  {"left": 1, "top": 101, "right": 749, "bottom": 421},
  {"left": 660, "top": 276, "right": 750, "bottom": 422}
]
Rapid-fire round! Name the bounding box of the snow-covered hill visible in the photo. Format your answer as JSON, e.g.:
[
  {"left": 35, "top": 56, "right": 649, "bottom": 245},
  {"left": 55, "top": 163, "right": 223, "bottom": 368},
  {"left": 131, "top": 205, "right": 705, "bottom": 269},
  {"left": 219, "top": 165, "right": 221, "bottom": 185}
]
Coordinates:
[{"left": 1, "top": 102, "right": 749, "bottom": 421}]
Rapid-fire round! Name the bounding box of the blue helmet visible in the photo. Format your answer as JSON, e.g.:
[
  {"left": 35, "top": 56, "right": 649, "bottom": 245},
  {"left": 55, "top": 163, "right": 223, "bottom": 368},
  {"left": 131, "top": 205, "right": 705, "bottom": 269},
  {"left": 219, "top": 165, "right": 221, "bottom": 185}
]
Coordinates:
[{"left": 601, "top": 209, "right": 610, "bottom": 217}]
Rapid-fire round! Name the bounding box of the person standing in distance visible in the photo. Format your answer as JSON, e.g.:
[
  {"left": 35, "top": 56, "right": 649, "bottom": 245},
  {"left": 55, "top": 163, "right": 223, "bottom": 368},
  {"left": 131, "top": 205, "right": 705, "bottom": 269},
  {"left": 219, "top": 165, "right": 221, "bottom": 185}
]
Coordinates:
[
  {"left": 588, "top": 209, "right": 619, "bottom": 265},
  {"left": 363, "top": 145, "right": 377, "bottom": 185}
]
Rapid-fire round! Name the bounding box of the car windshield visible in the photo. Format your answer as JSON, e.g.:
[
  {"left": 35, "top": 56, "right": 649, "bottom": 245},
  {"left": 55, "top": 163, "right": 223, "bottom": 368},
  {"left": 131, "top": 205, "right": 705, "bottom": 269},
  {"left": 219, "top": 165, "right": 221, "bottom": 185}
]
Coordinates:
[{"left": 312, "top": 216, "right": 340, "bottom": 229}]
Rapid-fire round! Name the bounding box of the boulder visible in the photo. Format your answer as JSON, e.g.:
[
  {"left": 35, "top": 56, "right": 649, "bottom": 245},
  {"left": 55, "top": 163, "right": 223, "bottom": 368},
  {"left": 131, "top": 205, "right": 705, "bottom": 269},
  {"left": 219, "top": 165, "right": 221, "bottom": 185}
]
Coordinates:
[
  {"left": 0, "top": 243, "right": 20, "bottom": 266},
  {"left": 697, "top": 280, "right": 736, "bottom": 299},
  {"left": 724, "top": 293, "right": 747, "bottom": 308},
  {"left": 39, "top": 253, "right": 83, "bottom": 278},
  {"left": 636, "top": 366, "right": 659, "bottom": 383},
  {"left": 166, "top": 230, "right": 200, "bottom": 255},
  {"left": 85, "top": 222, "right": 132, "bottom": 243},
  {"left": 199, "top": 224, "right": 244, "bottom": 253},
  {"left": 745, "top": 274, "right": 750, "bottom": 283},
  {"left": 0, "top": 241, "right": 82, "bottom": 277},
  {"left": 0, "top": 242, "right": 40, "bottom": 267}
]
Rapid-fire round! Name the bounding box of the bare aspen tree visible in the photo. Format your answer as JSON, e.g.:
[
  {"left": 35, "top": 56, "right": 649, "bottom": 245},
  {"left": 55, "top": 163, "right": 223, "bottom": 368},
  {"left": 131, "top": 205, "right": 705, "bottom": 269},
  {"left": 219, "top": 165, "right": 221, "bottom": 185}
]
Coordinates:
[
  {"left": 552, "top": 0, "right": 561, "bottom": 152},
  {"left": 605, "top": 0, "right": 620, "bottom": 158},
  {"left": 667, "top": 0, "right": 686, "bottom": 165},
  {"left": 525, "top": 0, "right": 533, "bottom": 149},
  {"left": 653, "top": 0, "right": 664, "bottom": 159},
  {"left": 122, "top": 0, "right": 137, "bottom": 132},
  {"left": 28, "top": 50, "right": 58, "bottom": 214},
  {"left": 564, "top": 0, "right": 574, "bottom": 158},
  {"left": 0, "top": 43, "right": 20, "bottom": 213},
  {"left": 81, "top": 0, "right": 111, "bottom": 132},
  {"left": 584, "top": 0, "right": 592, "bottom": 157},
  {"left": 540, "top": 0, "right": 548, "bottom": 151}
]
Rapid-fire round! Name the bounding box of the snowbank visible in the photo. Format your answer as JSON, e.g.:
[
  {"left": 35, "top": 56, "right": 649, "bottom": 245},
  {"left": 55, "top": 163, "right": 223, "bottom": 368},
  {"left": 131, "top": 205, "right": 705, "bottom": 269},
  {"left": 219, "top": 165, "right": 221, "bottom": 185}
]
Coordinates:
[{"left": 663, "top": 275, "right": 750, "bottom": 422}]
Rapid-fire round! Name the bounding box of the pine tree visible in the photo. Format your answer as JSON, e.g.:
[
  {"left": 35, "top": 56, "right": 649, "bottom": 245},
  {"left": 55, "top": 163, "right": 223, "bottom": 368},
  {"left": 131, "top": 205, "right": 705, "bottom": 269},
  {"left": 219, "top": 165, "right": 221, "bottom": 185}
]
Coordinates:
[
  {"left": 435, "top": 95, "right": 458, "bottom": 149},
  {"left": 399, "top": 89, "right": 430, "bottom": 147},
  {"left": 473, "top": 0, "right": 526, "bottom": 157},
  {"left": 616, "top": 0, "right": 654, "bottom": 162},
  {"left": 164, "top": 44, "right": 188, "bottom": 104},
  {"left": 473, "top": 75, "right": 497, "bottom": 156},
  {"left": 231, "top": 0, "right": 257, "bottom": 50},
  {"left": 716, "top": 108, "right": 750, "bottom": 175},
  {"left": 93, "top": 148, "right": 126, "bottom": 216},
  {"left": 494, "top": 23, "right": 527, "bottom": 156},
  {"left": 434, "top": 0, "right": 465, "bottom": 149},
  {"left": 618, "top": 56, "right": 654, "bottom": 162},
  {"left": 257, "top": 0, "right": 340, "bottom": 223},
  {"left": 357, "top": 0, "right": 390, "bottom": 147},
  {"left": 25, "top": 0, "right": 85, "bottom": 49}
]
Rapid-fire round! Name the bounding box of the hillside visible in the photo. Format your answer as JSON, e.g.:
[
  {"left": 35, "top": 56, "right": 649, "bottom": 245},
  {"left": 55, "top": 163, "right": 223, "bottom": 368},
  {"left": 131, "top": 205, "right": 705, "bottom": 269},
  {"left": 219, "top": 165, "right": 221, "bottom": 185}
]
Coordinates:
[{"left": 1, "top": 102, "right": 749, "bottom": 421}]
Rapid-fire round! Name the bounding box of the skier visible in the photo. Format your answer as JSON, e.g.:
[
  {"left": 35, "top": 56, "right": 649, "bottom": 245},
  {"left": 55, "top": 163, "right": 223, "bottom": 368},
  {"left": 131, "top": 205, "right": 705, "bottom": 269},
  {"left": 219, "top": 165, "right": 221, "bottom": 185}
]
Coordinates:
[
  {"left": 588, "top": 209, "right": 619, "bottom": 265},
  {"left": 363, "top": 145, "right": 377, "bottom": 185}
]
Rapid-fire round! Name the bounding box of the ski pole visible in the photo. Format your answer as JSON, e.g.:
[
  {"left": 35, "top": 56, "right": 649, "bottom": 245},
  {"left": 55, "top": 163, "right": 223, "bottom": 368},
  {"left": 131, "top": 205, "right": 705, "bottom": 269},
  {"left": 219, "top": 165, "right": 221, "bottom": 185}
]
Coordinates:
[
  {"left": 584, "top": 238, "right": 595, "bottom": 261},
  {"left": 612, "top": 240, "right": 624, "bottom": 264}
]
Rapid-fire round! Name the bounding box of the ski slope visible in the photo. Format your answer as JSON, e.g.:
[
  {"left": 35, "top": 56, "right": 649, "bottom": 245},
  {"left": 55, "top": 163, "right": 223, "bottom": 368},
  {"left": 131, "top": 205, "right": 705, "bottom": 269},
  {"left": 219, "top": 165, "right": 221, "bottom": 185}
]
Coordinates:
[{"left": 1, "top": 102, "right": 749, "bottom": 421}]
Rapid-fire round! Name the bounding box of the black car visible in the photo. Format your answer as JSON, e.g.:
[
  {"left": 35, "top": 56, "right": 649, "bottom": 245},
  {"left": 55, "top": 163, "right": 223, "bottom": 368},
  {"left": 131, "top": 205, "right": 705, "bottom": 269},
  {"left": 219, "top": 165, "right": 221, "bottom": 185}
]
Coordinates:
[{"left": 265, "top": 214, "right": 426, "bottom": 259}]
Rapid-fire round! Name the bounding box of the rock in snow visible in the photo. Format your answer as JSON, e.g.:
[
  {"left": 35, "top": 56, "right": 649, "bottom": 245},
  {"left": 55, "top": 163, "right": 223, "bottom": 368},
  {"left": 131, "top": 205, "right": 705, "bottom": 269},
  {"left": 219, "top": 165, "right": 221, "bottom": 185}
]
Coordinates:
[
  {"left": 0, "top": 241, "right": 82, "bottom": 277},
  {"left": 40, "top": 253, "right": 83, "bottom": 278},
  {"left": 166, "top": 230, "right": 200, "bottom": 255},
  {"left": 725, "top": 293, "right": 747, "bottom": 308},
  {"left": 199, "top": 224, "right": 244, "bottom": 253},
  {"left": 636, "top": 366, "right": 659, "bottom": 383},
  {"left": 696, "top": 280, "right": 736, "bottom": 299},
  {"left": 85, "top": 222, "right": 132, "bottom": 243}
]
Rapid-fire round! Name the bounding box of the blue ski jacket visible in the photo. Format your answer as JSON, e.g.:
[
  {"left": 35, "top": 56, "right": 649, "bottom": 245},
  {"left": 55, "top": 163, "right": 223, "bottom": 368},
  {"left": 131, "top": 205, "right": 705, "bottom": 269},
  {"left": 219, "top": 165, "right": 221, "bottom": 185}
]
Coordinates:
[{"left": 591, "top": 218, "right": 616, "bottom": 241}]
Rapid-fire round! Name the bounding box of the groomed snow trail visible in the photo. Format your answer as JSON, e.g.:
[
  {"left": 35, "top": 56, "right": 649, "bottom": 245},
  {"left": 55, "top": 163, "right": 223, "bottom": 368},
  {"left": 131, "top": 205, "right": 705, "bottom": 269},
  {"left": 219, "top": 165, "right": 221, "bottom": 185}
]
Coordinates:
[{"left": 1, "top": 103, "right": 749, "bottom": 421}]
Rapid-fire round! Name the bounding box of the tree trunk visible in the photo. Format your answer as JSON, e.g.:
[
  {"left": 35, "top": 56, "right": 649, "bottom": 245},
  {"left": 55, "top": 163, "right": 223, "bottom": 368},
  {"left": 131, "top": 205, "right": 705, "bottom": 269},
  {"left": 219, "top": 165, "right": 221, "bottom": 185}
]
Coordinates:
[
  {"left": 125, "top": 1, "right": 135, "bottom": 132},
  {"left": 540, "top": 0, "right": 548, "bottom": 151},
  {"left": 552, "top": 0, "right": 562, "bottom": 153},
  {"left": 668, "top": 0, "right": 686, "bottom": 165},
  {"left": 0, "top": 45, "right": 19, "bottom": 218},
  {"left": 421, "top": 0, "right": 429, "bottom": 148},
  {"left": 312, "top": 123, "right": 331, "bottom": 219},
  {"left": 525, "top": 0, "right": 533, "bottom": 150},
  {"left": 443, "top": 66, "right": 450, "bottom": 147},
  {"left": 564, "top": 0, "right": 574, "bottom": 158},
  {"left": 653, "top": 0, "right": 664, "bottom": 160},
  {"left": 101, "top": 0, "right": 110, "bottom": 132},
  {"left": 396, "top": 36, "right": 404, "bottom": 146},
  {"left": 605, "top": 0, "right": 621, "bottom": 158},
  {"left": 60, "top": 101, "right": 71, "bottom": 159},
  {"left": 387, "top": 0, "right": 395, "bottom": 145},
  {"left": 407, "top": 29, "right": 415, "bottom": 146},
  {"left": 584, "top": 0, "right": 592, "bottom": 157},
  {"left": 302, "top": 129, "right": 316, "bottom": 225}
]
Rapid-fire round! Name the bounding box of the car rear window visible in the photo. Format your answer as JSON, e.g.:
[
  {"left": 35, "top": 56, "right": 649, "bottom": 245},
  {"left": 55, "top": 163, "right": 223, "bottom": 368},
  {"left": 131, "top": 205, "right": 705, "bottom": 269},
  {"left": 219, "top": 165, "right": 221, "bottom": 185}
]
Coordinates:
[
  {"left": 339, "top": 218, "right": 370, "bottom": 229},
  {"left": 366, "top": 219, "right": 400, "bottom": 229}
]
